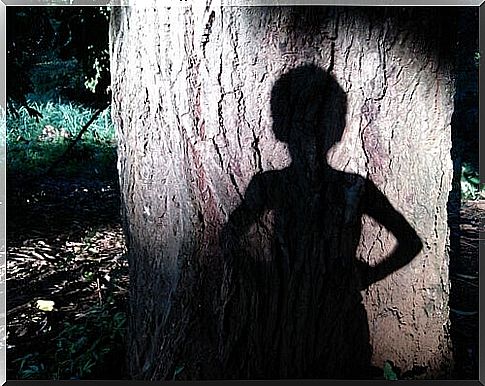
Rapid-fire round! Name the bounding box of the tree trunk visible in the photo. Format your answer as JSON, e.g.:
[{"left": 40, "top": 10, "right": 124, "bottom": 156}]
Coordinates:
[{"left": 110, "top": 4, "right": 455, "bottom": 380}]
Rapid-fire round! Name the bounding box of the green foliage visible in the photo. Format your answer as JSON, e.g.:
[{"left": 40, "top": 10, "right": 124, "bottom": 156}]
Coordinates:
[
  {"left": 8, "top": 6, "right": 111, "bottom": 111},
  {"left": 14, "top": 303, "right": 126, "bottom": 380},
  {"left": 13, "top": 354, "right": 47, "bottom": 379},
  {"left": 461, "top": 162, "right": 483, "bottom": 201},
  {"left": 7, "top": 8, "right": 54, "bottom": 117},
  {"left": 7, "top": 101, "right": 116, "bottom": 177},
  {"left": 474, "top": 51, "right": 480, "bottom": 67},
  {"left": 54, "top": 306, "right": 126, "bottom": 379},
  {"left": 29, "top": 59, "right": 83, "bottom": 104},
  {"left": 84, "top": 53, "right": 109, "bottom": 94},
  {"left": 54, "top": 7, "right": 111, "bottom": 100},
  {"left": 383, "top": 361, "right": 398, "bottom": 380}
]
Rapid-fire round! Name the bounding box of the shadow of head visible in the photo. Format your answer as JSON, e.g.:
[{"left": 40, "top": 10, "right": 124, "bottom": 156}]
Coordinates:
[{"left": 270, "top": 64, "right": 348, "bottom": 158}]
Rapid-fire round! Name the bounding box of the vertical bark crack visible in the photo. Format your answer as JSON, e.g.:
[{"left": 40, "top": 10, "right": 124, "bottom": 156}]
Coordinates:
[{"left": 202, "top": 10, "right": 215, "bottom": 53}]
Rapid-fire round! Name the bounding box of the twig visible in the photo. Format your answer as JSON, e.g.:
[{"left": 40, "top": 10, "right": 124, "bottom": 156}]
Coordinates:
[
  {"left": 96, "top": 277, "right": 103, "bottom": 305},
  {"left": 46, "top": 104, "right": 109, "bottom": 176}
]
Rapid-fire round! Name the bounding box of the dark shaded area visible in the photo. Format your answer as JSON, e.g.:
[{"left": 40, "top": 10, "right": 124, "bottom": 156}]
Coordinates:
[
  {"left": 447, "top": 7, "right": 479, "bottom": 380},
  {"left": 7, "top": 6, "right": 110, "bottom": 111},
  {"left": 6, "top": 7, "right": 54, "bottom": 119},
  {"left": 448, "top": 8, "right": 479, "bottom": 276},
  {"left": 7, "top": 176, "right": 120, "bottom": 243},
  {"left": 54, "top": 6, "right": 111, "bottom": 107},
  {"left": 219, "top": 65, "right": 422, "bottom": 379}
]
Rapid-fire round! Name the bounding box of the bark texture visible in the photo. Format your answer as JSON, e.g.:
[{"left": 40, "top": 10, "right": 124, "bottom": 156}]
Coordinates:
[{"left": 110, "top": 4, "right": 455, "bottom": 380}]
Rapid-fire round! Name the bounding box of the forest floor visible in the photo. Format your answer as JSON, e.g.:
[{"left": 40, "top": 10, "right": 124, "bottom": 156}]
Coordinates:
[
  {"left": 448, "top": 200, "right": 481, "bottom": 379},
  {"left": 6, "top": 171, "right": 481, "bottom": 380},
  {"left": 7, "top": 172, "right": 129, "bottom": 380}
]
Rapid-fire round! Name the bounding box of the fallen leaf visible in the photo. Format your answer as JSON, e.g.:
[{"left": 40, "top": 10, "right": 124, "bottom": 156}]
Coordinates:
[{"left": 36, "top": 300, "right": 55, "bottom": 312}]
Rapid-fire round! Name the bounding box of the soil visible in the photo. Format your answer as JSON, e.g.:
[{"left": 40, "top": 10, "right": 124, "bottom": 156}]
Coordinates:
[{"left": 6, "top": 173, "right": 481, "bottom": 380}]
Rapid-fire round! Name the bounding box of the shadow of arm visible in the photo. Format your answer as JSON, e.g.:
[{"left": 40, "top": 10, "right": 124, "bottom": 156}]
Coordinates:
[
  {"left": 220, "top": 174, "right": 267, "bottom": 252},
  {"left": 357, "top": 180, "right": 423, "bottom": 289}
]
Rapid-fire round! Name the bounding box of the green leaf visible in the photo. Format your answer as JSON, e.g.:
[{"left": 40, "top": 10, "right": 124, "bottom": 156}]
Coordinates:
[
  {"left": 468, "top": 176, "right": 480, "bottom": 185},
  {"left": 173, "top": 365, "right": 184, "bottom": 380},
  {"left": 383, "top": 361, "right": 398, "bottom": 380}
]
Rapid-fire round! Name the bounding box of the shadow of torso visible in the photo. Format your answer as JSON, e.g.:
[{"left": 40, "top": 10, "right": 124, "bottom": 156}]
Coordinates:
[{"left": 221, "top": 166, "right": 372, "bottom": 379}]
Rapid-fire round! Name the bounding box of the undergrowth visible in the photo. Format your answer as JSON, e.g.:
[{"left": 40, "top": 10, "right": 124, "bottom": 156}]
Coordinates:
[
  {"left": 13, "top": 302, "right": 126, "bottom": 380},
  {"left": 461, "top": 162, "right": 483, "bottom": 201},
  {"left": 7, "top": 101, "right": 116, "bottom": 178}
]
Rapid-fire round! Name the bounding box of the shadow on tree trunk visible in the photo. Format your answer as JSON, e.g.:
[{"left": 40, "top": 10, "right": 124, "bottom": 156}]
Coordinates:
[{"left": 219, "top": 65, "right": 423, "bottom": 379}]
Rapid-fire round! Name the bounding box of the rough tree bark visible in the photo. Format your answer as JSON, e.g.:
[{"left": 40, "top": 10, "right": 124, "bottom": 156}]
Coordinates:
[{"left": 110, "top": 4, "right": 455, "bottom": 380}]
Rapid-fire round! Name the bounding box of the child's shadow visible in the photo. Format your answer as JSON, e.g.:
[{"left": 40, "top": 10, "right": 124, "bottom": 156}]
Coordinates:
[{"left": 219, "top": 64, "right": 423, "bottom": 379}]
